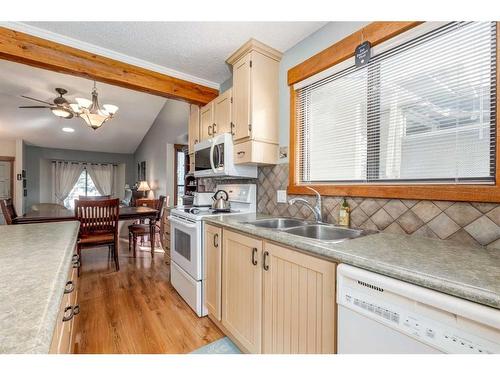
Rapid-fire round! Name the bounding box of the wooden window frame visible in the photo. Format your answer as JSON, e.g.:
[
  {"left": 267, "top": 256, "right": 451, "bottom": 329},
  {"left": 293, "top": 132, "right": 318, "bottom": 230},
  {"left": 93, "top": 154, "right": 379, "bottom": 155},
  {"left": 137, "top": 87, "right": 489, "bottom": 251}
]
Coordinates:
[{"left": 288, "top": 21, "right": 500, "bottom": 203}]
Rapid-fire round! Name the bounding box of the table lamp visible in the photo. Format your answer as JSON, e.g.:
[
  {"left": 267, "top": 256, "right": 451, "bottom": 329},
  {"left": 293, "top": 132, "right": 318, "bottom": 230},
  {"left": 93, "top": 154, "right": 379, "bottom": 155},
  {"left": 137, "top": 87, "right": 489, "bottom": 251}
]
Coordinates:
[{"left": 137, "top": 181, "right": 151, "bottom": 198}]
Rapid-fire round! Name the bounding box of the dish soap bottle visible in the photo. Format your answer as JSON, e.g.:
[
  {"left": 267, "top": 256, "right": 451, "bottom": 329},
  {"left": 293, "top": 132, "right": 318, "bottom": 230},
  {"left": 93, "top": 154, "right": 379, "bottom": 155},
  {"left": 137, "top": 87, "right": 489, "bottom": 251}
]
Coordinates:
[{"left": 339, "top": 198, "right": 350, "bottom": 227}]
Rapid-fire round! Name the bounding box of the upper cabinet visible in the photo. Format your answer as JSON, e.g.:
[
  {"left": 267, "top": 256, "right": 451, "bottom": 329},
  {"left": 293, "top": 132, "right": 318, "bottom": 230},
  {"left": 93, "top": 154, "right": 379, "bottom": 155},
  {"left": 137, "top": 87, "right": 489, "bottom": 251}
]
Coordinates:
[
  {"left": 200, "top": 102, "right": 214, "bottom": 142},
  {"left": 188, "top": 104, "right": 200, "bottom": 154},
  {"left": 187, "top": 39, "right": 282, "bottom": 165},
  {"left": 227, "top": 39, "right": 282, "bottom": 165},
  {"left": 213, "top": 88, "right": 232, "bottom": 136}
]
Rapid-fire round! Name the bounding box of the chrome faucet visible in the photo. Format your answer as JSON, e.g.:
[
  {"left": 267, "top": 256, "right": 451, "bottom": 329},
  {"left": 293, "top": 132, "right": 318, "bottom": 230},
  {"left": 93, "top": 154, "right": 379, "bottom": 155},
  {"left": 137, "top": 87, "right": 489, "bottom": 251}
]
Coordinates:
[{"left": 288, "top": 186, "right": 323, "bottom": 223}]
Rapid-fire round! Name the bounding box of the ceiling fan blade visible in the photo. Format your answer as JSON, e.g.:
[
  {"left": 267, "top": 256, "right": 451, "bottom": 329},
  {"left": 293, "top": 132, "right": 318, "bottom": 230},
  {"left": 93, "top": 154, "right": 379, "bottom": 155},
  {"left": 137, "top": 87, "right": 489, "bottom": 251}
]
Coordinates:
[
  {"left": 18, "top": 105, "right": 52, "bottom": 108},
  {"left": 20, "top": 95, "right": 53, "bottom": 105}
]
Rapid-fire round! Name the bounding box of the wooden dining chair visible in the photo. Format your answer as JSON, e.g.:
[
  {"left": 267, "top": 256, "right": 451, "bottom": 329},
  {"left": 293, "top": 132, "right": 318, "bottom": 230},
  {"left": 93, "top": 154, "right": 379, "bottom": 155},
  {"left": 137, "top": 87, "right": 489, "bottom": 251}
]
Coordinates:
[
  {"left": 75, "top": 198, "right": 120, "bottom": 275},
  {"left": 0, "top": 198, "right": 18, "bottom": 225},
  {"left": 128, "top": 195, "right": 166, "bottom": 257}
]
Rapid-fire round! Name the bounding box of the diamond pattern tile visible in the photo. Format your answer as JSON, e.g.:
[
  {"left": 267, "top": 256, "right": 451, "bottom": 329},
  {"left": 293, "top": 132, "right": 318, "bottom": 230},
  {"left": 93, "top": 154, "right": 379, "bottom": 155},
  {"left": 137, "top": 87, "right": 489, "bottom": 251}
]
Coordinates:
[
  {"left": 371, "top": 208, "right": 394, "bottom": 230},
  {"left": 464, "top": 216, "right": 500, "bottom": 246},
  {"left": 444, "top": 203, "right": 482, "bottom": 227},
  {"left": 486, "top": 206, "right": 500, "bottom": 226},
  {"left": 359, "top": 199, "right": 381, "bottom": 217},
  {"left": 383, "top": 199, "right": 408, "bottom": 220},
  {"left": 411, "top": 201, "right": 442, "bottom": 223},
  {"left": 427, "top": 213, "right": 460, "bottom": 239},
  {"left": 384, "top": 222, "right": 406, "bottom": 235},
  {"left": 397, "top": 210, "right": 424, "bottom": 234}
]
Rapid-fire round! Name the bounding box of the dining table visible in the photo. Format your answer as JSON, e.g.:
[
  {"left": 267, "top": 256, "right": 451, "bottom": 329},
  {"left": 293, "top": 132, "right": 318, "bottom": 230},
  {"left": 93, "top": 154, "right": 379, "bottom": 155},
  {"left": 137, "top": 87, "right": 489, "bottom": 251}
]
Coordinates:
[{"left": 13, "top": 205, "right": 160, "bottom": 255}]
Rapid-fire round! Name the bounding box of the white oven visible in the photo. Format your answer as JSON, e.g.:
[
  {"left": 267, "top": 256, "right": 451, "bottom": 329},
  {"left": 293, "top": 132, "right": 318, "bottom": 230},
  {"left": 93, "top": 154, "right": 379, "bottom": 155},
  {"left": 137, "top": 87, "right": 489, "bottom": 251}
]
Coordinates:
[
  {"left": 169, "top": 214, "right": 202, "bottom": 280},
  {"left": 194, "top": 133, "right": 257, "bottom": 178},
  {"left": 169, "top": 212, "right": 206, "bottom": 317}
]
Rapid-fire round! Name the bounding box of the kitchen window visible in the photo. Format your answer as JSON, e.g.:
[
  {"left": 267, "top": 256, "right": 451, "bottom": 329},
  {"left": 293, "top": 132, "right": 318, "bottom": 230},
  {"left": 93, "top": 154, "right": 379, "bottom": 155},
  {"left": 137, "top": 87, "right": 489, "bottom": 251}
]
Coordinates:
[{"left": 291, "top": 22, "right": 499, "bottom": 202}]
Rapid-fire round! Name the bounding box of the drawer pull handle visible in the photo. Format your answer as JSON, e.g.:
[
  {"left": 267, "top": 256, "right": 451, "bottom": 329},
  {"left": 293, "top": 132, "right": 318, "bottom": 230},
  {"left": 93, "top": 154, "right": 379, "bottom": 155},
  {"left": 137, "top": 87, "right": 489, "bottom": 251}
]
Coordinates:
[
  {"left": 213, "top": 123, "right": 217, "bottom": 134},
  {"left": 251, "top": 247, "right": 258, "bottom": 266},
  {"left": 263, "top": 251, "right": 270, "bottom": 271},
  {"left": 214, "top": 233, "right": 219, "bottom": 248},
  {"left": 64, "top": 281, "right": 74, "bottom": 294},
  {"left": 62, "top": 306, "right": 74, "bottom": 322},
  {"left": 237, "top": 151, "right": 245, "bottom": 156},
  {"left": 62, "top": 305, "right": 80, "bottom": 322},
  {"left": 208, "top": 125, "right": 212, "bottom": 136},
  {"left": 230, "top": 122, "right": 235, "bottom": 136}
]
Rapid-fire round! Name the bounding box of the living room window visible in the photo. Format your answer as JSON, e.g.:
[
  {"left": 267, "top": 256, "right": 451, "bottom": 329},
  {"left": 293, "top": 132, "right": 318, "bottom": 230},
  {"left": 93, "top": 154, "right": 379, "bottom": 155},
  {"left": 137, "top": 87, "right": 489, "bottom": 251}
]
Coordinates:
[
  {"left": 291, "top": 22, "right": 499, "bottom": 202},
  {"left": 64, "top": 169, "right": 99, "bottom": 209}
]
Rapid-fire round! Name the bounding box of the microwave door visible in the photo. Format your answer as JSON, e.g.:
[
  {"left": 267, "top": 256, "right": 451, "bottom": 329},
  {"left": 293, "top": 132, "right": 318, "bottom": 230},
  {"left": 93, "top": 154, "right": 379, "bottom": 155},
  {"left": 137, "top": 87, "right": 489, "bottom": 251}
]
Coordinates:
[
  {"left": 195, "top": 147, "right": 211, "bottom": 171},
  {"left": 211, "top": 144, "right": 224, "bottom": 172}
]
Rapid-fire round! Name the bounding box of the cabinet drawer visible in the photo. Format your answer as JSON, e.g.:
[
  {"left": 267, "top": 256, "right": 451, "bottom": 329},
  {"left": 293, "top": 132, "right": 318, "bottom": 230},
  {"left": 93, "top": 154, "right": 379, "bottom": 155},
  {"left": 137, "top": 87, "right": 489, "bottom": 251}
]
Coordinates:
[
  {"left": 233, "top": 141, "right": 253, "bottom": 164},
  {"left": 234, "top": 141, "right": 278, "bottom": 165}
]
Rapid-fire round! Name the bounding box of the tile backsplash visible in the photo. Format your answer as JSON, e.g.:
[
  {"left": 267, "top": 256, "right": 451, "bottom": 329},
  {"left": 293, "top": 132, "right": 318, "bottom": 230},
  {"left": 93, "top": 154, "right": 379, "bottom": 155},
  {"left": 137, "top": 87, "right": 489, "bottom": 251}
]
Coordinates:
[{"left": 199, "top": 163, "right": 500, "bottom": 249}]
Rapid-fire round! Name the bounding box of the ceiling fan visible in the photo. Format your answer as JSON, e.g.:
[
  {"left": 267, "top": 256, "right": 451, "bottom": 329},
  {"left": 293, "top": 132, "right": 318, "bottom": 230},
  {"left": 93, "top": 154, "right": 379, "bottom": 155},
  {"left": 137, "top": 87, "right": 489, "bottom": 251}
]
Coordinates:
[
  {"left": 19, "top": 87, "right": 74, "bottom": 119},
  {"left": 18, "top": 83, "right": 119, "bottom": 130}
]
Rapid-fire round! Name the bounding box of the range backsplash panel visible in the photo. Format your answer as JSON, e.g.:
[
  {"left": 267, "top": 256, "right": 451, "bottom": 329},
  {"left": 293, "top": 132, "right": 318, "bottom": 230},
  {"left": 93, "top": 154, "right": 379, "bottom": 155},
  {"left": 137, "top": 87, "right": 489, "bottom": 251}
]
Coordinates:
[{"left": 199, "top": 163, "right": 500, "bottom": 249}]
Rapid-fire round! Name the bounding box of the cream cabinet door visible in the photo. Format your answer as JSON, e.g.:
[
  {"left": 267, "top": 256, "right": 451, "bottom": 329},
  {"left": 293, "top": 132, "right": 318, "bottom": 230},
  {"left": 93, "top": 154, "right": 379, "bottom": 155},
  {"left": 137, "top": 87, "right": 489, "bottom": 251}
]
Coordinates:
[
  {"left": 204, "top": 224, "right": 222, "bottom": 321},
  {"left": 213, "top": 88, "right": 232, "bottom": 136},
  {"left": 222, "top": 229, "right": 262, "bottom": 353},
  {"left": 200, "top": 102, "right": 214, "bottom": 141},
  {"left": 188, "top": 105, "right": 200, "bottom": 154},
  {"left": 262, "top": 242, "right": 336, "bottom": 354},
  {"left": 232, "top": 54, "right": 252, "bottom": 141}
]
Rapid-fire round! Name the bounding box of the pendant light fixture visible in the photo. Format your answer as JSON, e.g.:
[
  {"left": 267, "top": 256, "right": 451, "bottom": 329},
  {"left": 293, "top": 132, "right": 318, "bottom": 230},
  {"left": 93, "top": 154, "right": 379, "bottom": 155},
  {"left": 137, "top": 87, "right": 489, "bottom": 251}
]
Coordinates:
[{"left": 70, "top": 81, "right": 119, "bottom": 130}]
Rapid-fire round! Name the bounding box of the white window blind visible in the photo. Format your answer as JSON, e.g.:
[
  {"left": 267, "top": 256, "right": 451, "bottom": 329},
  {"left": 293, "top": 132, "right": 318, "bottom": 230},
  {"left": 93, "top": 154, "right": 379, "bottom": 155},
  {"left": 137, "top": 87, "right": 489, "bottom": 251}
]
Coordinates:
[{"left": 296, "top": 22, "right": 497, "bottom": 185}]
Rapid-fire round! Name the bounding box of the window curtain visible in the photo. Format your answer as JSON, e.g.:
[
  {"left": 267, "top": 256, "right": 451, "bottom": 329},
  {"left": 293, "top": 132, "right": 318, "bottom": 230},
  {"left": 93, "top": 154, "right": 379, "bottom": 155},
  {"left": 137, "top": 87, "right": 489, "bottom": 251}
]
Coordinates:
[
  {"left": 87, "top": 164, "right": 114, "bottom": 196},
  {"left": 53, "top": 161, "right": 84, "bottom": 205}
]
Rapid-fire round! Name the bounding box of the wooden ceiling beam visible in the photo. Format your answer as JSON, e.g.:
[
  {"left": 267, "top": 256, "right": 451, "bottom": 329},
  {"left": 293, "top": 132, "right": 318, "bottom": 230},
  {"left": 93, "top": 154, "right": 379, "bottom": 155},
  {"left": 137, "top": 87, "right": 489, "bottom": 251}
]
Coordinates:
[{"left": 0, "top": 27, "right": 219, "bottom": 106}]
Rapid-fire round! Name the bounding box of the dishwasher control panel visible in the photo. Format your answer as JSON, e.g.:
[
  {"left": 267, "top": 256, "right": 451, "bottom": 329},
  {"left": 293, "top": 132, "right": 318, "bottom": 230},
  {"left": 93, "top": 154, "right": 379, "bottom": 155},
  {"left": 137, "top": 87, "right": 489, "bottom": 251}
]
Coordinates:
[{"left": 339, "top": 285, "right": 500, "bottom": 354}]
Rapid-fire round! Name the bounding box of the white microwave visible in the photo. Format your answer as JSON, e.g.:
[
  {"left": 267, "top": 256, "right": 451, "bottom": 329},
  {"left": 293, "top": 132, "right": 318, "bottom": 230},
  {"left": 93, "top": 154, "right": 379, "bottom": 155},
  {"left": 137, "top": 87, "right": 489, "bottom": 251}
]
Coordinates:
[{"left": 194, "top": 133, "right": 257, "bottom": 178}]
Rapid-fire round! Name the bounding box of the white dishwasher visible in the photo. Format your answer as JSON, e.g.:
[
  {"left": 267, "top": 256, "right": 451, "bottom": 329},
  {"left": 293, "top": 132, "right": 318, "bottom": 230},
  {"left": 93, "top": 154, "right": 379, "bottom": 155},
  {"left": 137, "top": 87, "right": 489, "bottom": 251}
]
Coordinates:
[{"left": 337, "top": 264, "right": 500, "bottom": 354}]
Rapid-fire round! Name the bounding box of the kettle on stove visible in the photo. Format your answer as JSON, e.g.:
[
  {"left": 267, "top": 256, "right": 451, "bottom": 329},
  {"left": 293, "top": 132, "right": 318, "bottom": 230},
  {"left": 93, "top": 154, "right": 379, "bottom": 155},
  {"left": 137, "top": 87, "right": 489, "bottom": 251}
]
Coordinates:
[{"left": 212, "top": 190, "right": 231, "bottom": 212}]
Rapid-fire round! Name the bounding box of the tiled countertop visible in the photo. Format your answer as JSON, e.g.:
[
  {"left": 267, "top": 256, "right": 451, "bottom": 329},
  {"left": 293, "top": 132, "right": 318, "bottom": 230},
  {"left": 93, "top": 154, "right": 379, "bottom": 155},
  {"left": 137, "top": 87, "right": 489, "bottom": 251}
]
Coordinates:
[
  {"left": 0, "top": 221, "right": 80, "bottom": 353},
  {"left": 204, "top": 213, "right": 500, "bottom": 310}
]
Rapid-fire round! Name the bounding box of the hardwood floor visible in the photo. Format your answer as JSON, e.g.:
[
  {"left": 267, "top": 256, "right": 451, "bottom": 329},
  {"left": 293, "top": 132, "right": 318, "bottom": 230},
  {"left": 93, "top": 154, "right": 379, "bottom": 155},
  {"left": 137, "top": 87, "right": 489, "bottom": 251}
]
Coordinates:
[{"left": 72, "top": 239, "right": 224, "bottom": 354}]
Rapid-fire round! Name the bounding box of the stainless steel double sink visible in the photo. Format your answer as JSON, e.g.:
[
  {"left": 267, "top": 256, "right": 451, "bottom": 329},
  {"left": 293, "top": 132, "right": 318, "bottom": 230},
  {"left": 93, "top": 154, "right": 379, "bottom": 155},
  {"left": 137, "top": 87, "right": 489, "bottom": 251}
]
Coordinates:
[{"left": 243, "top": 218, "right": 369, "bottom": 243}]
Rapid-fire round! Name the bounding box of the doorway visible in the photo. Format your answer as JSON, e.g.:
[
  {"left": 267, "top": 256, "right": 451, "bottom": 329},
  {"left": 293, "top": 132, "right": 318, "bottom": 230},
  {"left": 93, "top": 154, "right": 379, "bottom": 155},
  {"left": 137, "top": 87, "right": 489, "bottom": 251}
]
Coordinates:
[{"left": 0, "top": 157, "right": 14, "bottom": 224}]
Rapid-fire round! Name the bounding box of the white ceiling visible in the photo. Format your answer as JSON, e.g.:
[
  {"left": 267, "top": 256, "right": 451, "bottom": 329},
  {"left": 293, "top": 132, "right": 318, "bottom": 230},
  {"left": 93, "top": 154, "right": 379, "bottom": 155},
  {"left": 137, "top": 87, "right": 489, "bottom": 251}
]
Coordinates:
[
  {"left": 22, "top": 22, "right": 327, "bottom": 85},
  {"left": 0, "top": 59, "right": 167, "bottom": 153}
]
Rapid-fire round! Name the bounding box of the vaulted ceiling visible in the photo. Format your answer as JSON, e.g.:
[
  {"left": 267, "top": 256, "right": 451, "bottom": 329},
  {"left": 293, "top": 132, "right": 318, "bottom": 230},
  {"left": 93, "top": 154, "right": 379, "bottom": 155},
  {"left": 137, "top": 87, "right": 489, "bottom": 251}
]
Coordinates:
[{"left": 0, "top": 22, "right": 327, "bottom": 153}]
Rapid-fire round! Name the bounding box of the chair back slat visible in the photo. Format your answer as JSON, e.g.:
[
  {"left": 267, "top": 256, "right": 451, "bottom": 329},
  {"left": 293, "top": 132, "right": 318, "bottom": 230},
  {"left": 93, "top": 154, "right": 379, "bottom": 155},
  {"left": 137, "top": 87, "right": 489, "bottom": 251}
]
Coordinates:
[
  {"left": 75, "top": 198, "right": 120, "bottom": 236},
  {"left": 78, "top": 195, "right": 112, "bottom": 201},
  {"left": 0, "top": 198, "right": 18, "bottom": 225}
]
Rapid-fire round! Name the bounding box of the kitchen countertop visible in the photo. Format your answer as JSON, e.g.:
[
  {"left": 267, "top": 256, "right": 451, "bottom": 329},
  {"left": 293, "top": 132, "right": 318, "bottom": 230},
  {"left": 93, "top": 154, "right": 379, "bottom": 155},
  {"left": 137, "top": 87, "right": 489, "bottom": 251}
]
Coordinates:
[
  {"left": 0, "top": 221, "right": 80, "bottom": 353},
  {"left": 204, "top": 213, "right": 500, "bottom": 310}
]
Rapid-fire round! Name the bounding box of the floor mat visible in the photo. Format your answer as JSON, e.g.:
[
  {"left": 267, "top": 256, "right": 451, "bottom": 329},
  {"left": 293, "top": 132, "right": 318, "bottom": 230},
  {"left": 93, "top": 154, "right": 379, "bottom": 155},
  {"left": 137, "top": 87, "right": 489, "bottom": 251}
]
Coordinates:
[{"left": 190, "top": 337, "right": 241, "bottom": 354}]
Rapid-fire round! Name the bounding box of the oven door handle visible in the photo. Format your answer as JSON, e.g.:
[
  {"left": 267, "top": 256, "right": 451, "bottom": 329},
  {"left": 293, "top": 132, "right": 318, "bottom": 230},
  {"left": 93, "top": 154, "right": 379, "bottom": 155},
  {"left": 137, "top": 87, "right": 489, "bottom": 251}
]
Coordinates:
[
  {"left": 168, "top": 216, "right": 198, "bottom": 229},
  {"left": 209, "top": 142, "right": 217, "bottom": 173}
]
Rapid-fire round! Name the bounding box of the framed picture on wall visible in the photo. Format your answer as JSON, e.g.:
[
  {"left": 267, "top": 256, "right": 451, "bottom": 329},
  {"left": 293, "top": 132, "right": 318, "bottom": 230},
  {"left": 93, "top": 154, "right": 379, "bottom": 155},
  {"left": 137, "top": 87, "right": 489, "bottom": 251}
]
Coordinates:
[
  {"left": 137, "top": 161, "right": 147, "bottom": 181},
  {"left": 140, "top": 161, "right": 146, "bottom": 181}
]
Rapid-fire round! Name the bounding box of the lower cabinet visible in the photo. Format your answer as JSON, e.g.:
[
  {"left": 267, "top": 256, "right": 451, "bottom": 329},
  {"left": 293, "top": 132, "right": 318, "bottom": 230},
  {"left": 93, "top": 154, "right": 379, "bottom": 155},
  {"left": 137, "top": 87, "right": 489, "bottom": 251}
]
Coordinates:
[
  {"left": 262, "top": 242, "right": 336, "bottom": 354},
  {"left": 49, "top": 255, "right": 80, "bottom": 354},
  {"left": 222, "top": 229, "right": 263, "bottom": 353},
  {"left": 204, "top": 224, "right": 222, "bottom": 320},
  {"left": 211, "top": 227, "right": 336, "bottom": 354}
]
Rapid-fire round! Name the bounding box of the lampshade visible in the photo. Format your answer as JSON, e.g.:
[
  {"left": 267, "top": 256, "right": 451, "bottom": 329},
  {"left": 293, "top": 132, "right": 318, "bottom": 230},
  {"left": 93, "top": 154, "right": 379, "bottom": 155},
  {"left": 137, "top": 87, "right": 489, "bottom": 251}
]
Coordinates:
[
  {"left": 137, "top": 181, "right": 151, "bottom": 192},
  {"left": 103, "top": 104, "right": 119, "bottom": 115},
  {"left": 51, "top": 107, "right": 72, "bottom": 118}
]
